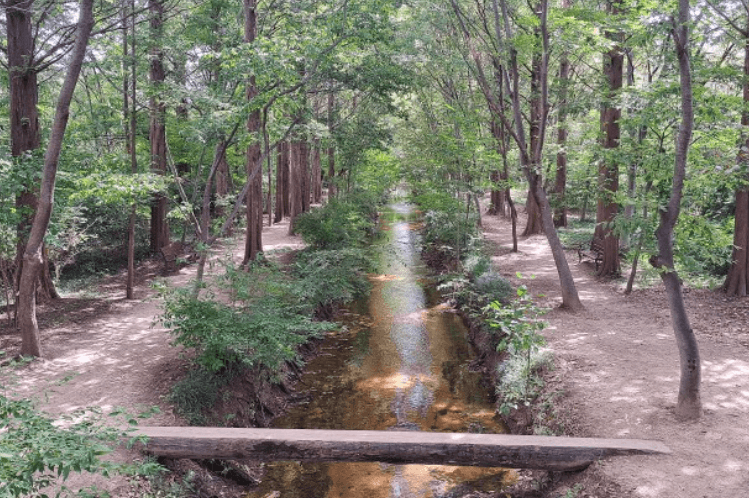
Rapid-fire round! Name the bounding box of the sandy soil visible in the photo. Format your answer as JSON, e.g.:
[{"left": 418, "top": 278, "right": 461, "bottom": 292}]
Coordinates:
[{"left": 481, "top": 209, "right": 749, "bottom": 498}]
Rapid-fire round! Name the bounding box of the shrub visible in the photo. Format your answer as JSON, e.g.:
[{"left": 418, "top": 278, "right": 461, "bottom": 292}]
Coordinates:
[
  {"left": 293, "top": 248, "right": 372, "bottom": 318},
  {"left": 159, "top": 264, "right": 335, "bottom": 374},
  {"left": 421, "top": 209, "right": 480, "bottom": 265},
  {"left": 294, "top": 197, "right": 376, "bottom": 250},
  {"left": 473, "top": 272, "right": 513, "bottom": 305}
]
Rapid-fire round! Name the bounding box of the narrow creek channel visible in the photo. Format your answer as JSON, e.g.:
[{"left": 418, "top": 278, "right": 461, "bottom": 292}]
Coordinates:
[{"left": 248, "top": 202, "right": 513, "bottom": 497}]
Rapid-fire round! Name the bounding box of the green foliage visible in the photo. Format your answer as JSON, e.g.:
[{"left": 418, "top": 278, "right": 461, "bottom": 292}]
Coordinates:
[
  {"left": 674, "top": 214, "right": 734, "bottom": 279},
  {"left": 483, "top": 284, "right": 549, "bottom": 415},
  {"left": 421, "top": 208, "right": 481, "bottom": 264},
  {"left": 293, "top": 248, "right": 372, "bottom": 317},
  {"left": 473, "top": 273, "right": 513, "bottom": 305},
  {"left": 167, "top": 368, "right": 234, "bottom": 426},
  {"left": 46, "top": 206, "right": 96, "bottom": 283},
  {"left": 159, "top": 263, "right": 335, "bottom": 374},
  {"left": 0, "top": 396, "right": 155, "bottom": 498},
  {"left": 294, "top": 197, "right": 376, "bottom": 250}
]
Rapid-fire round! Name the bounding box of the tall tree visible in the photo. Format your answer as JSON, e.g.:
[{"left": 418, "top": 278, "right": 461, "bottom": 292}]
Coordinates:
[
  {"left": 709, "top": 1, "right": 749, "bottom": 296},
  {"left": 242, "top": 0, "right": 263, "bottom": 264},
  {"left": 125, "top": 0, "right": 138, "bottom": 299},
  {"left": 494, "top": 0, "right": 583, "bottom": 310},
  {"left": 595, "top": 0, "right": 623, "bottom": 277},
  {"left": 650, "top": 0, "right": 701, "bottom": 420},
  {"left": 6, "top": 0, "right": 59, "bottom": 302},
  {"left": 148, "top": 0, "right": 169, "bottom": 253},
  {"left": 17, "top": 0, "right": 95, "bottom": 357},
  {"left": 553, "top": 0, "right": 572, "bottom": 228}
]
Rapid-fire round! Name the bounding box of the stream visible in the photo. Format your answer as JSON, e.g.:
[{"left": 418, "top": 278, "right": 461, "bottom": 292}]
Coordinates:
[{"left": 247, "top": 202, "right": 512, "bottom": 497}]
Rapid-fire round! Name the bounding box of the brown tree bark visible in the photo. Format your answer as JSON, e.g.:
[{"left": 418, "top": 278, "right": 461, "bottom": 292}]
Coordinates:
[
  {"left": 214, "top": 141, "right": 231, "bottom": 217},
  {"left": 724, "top": 25, "right": 749, "bottom": 296},
  {"left": 650, "top": 0, "right": 701, "bottom": 420},
  {"left": 7, "top": 0, "right": 58, "bottom": 303},
  {"left": 242, "top": 0, "right": 263, "bottom": 264},
  {"left": 553, "top": 0, "right": 571, "bottom": 228},
  {"left": 311, "top": 140, "right": 323, "bottom": 204},
  {"left": 496, "top": 0, "right": 583, "bottom": 310},
  {"left": 148, "top": 0, "right": 169, "bottom": 254},
  {"left": 327, "top": 91, "right": 337, "bottom": 200},
  {"left": 275, "top": 142, "right": 290, "bottom": 222},
  {"left": 125, "top": 0, "right": 138, "bottom": 300},
  {"left": 488, "top": 120, "right": 506, "bottom": 216},
  {"left": 300, "top": 140, "right": 310, "bottom": 213},
  {"left": 288, "top": 141, "right": 303, "bottom": 235},
  {"left": 17, "top": 0, "right": 95, "bottom": 357},
  {"left": 595, "top": 0, "right": 623, "bottom": 277},
  {"left": 522, "top": 45, "right": 544, "bottom": 237}
]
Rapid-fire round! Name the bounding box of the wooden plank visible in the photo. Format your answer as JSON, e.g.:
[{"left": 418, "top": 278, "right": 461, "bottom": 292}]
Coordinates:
[{"left": 133, "top": 427, "right": 671, "bottom": 472}]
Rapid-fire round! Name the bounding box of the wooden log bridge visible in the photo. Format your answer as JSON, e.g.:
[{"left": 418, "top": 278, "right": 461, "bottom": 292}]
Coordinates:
[{"left": 134, "top": 427, "right": 671, "bottom": 472}]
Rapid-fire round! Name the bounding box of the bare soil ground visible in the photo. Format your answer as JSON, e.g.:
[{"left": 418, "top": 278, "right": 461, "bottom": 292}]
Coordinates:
[
  {"left": 3, "top": 208, "right": 748, "bottom": 498},
  {"left": 481, "top": 209, "right": 749, "bottom": 498},
  {"left": 0, "top": 218, "right": 306, "bottom": 496}
]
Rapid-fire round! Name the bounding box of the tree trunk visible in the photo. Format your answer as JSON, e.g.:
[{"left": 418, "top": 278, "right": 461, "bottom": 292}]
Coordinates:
[
  {"left": 497, "top": 0, "right": 583, "bottom": 310},
  {"left": 650, "top": 0, "right": 701, "bottom": 420},
  {"left": 148, "top": 0, "right": 169, "bottom": 254},
  {"left": 242, "top": 0, "right": 263, "bottom": 265},
  {"left": 327, "top": 91, "right": 336, "bottom": 200},
  {"left": 288, "top": 141, "right": 303, "bottom": 235},
  {"left": 7, "top": 0, "right": 58, "bottom": 303},
  {"left": 17, "top": 0, "right": 94, "bottom": 357},
  {"left": 312, "top": 141, "right": 323, "bottom": 204},
  {"left": 724, "top": 27, "right": 749, "bottom": 296},
  {"left": 301, "top": 141, "right": 310, "bottom": 213},
  {"left": 522, "top": 45, "right": 544, "bottom": 237},
  {"left": 214, "top": 141, "right": 231, "bottom": 218},
  {"left": 275, "top": 142, "right": 290, "bottom": 223},
  {"left": 488, "top": 121, "right": 506, "bottom": 216},
  {"left": 523, "top": 191, "right": 544, "bottom": 236},
  {"left": 595, "top": 0, "right": 623, "bottom": 277},
  {"left": 553, "top": 5, "right": 570, "bottom": 229},
  {"left": 125, "top": 0, "right": 138, "bottom": 300}
]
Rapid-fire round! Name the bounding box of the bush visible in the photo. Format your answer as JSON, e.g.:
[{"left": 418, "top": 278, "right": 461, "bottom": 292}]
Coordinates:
[
  {"left": 421, "top": 209, "right": 481, "bottom": 265},
  {"left": 293, "top": 248, "right": 372, "bottom": 318},
  {"left": 159, "top": 263, "right": 335, "bottom": 374},
  {"left": 294, "top": 197, "right": 377, "bottom": 250},
  {"left": 473, "top": 273, "right": 513, "bottom": 304}
]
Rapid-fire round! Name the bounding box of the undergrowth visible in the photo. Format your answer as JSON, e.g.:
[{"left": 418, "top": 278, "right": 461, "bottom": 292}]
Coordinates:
[
  {"left": 416, "top": 194, "right": 552, "bottom": 434},
  {"left": 158, "top": 191, "right": 381, "bottom": 426},
  {"left": 0, "top": 368, "right": 161, "bottom": 498}
]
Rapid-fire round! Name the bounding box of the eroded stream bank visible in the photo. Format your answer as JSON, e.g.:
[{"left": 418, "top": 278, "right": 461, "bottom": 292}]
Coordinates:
[{"left": 247, "top": 202, "right": 512, "bottom": 497}]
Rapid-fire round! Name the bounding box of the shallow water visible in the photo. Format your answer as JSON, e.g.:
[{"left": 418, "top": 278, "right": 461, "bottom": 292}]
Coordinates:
[{"left": 247, "top": 202, "right": 511, "bottom": 497}]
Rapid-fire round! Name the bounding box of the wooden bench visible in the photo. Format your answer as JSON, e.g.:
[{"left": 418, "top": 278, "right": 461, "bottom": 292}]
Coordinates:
[{"left": 577, "top": 238, "right": 604, "bottom": 271}]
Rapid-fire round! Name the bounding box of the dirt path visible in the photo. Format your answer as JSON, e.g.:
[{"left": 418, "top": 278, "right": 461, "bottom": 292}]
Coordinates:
[
  {"left": 4, "top": 207, "right": 748, "bottom": 498},
  {"left": 1, "top": 218, "right": 305, "bottom": 496},
  {"left": 482, "top": 210, "right": 749, "bottom": 498}
]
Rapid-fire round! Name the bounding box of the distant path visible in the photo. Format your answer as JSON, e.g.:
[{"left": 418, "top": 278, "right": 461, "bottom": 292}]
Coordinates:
[{"left": 482, "top": 209, "right": 749, "bottom": 498}]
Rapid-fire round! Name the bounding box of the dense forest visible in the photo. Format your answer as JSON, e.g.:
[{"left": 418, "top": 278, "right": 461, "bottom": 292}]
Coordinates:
[{"left": 2, "top": 0, "right": 749, "bottom": 495}]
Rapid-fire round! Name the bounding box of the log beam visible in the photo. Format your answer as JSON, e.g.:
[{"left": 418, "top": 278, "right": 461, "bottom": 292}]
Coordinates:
[{"left": 134, "top": 427, "right": 671, "bottom": 472}]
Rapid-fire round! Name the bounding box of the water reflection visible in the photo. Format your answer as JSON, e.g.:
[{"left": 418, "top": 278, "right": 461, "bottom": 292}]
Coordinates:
[{"left": 247, "top": 202, "right": 509, "bottom": 497}]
